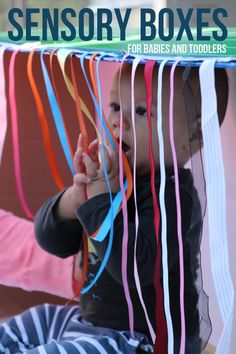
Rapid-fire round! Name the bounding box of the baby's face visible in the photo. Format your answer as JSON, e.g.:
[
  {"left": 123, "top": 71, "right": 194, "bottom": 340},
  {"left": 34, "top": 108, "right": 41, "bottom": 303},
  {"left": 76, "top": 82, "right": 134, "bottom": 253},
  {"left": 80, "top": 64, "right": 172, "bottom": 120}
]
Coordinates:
[{"left": 107, "top": 65, "right": 190, "bottom": 176}]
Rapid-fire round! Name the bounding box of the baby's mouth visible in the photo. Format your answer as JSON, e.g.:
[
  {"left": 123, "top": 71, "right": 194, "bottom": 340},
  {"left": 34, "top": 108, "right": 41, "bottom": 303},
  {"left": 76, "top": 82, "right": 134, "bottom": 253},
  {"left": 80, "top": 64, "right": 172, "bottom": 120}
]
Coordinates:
[
  {"left": 116, "top": 138, "right": 131, "bottom": 155},
  {"left": 122, "top": 141, "right": 131, "bottom": 154}
]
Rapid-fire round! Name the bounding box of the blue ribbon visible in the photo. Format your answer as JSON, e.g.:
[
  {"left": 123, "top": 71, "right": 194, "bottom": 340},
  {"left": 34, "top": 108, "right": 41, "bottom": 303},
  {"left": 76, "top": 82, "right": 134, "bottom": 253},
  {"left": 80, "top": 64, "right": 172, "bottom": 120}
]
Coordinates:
[
  {"left": 40, "top": 49, "right": 75, "bottom": 175},
  {"left": 80, "top": 53, "right": 128, "bottom": 294}
]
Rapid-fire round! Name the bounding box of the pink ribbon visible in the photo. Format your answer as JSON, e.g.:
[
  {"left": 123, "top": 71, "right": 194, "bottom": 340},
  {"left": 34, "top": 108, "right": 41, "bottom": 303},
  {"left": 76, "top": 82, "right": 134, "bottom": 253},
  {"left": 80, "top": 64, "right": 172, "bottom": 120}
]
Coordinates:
[
  {"left": 131, "top": 57, "right": 156, "bottom": 343},
  {"left": 118, "top": 55, "right": 134, "bottom": 338},
  {"left": 144, "top": 60, "right": 167, "bottom": 354},
  {"left": 169, "top": 61, "right": 186, "bottom": 354}
]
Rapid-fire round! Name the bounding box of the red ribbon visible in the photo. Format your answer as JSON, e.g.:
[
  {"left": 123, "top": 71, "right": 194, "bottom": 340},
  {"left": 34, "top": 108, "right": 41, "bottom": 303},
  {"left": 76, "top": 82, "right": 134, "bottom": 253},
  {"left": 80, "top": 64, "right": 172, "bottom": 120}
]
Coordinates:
[{"left": 144, "top": 60, "right": 167, "bottom": 354}]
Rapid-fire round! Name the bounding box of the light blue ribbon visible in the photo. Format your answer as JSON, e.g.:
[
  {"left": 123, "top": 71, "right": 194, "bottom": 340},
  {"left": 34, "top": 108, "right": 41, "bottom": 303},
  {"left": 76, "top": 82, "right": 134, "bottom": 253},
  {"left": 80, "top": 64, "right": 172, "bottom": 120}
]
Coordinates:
[
  {"left": 40, "top": 48, "right": 75, "bottom": 175},
  {"left": 157, "top": 59, "right": 174, "bottom": 354},
  {"left": 80, "top": 53, "right": 127, "bottom": 293}
]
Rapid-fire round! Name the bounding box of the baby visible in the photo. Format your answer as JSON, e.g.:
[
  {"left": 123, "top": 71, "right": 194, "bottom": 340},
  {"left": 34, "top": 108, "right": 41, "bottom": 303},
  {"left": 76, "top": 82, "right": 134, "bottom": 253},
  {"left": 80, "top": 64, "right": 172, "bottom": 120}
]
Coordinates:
[{"left": 0, "top": 62, "right": 228, "bottom": 354}]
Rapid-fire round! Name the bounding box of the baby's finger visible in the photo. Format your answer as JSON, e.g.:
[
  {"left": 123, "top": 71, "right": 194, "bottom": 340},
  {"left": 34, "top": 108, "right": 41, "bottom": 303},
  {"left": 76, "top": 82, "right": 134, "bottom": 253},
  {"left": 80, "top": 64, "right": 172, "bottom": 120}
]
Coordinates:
[
  {"left": 73, "top": 147, "right": 84, "bottom": 174},
  {"left": 98, "top": 144, "right": 112, "bottom": 173},
  {"left": 82, "top": 153, "right": 98, "bottom": 178},
  {"left": 77, "top": 133, "right": 83, "bottom": 149},
  {"left": 88, "top": 139, "right": 99, "bottom": 166},
  {"left": 74, "top": 173, "right": 91, "bottom": 188},
  {"left": 89, "top": 139, "right": 99, "bottom": 152}
]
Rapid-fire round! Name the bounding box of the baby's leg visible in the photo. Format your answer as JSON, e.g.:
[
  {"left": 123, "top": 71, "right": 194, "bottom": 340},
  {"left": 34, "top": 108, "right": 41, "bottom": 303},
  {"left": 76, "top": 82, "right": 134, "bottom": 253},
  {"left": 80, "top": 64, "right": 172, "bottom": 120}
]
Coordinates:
[
  {"left": 0, "top": 304, "right": 152, "bottom": 353},
  {"left": 0, "top": 303, "right": 79, "bottom": 353}
]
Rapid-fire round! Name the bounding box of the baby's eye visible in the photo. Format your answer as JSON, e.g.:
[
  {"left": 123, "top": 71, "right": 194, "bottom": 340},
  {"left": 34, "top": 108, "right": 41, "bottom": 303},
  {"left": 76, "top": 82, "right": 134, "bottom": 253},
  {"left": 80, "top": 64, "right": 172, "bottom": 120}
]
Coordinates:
[
  {"left": 136, "top": 106, "right": 147, "bottom": 117},
  {"left": 110, "top": 102, "right": 120, "bottom": 112}
]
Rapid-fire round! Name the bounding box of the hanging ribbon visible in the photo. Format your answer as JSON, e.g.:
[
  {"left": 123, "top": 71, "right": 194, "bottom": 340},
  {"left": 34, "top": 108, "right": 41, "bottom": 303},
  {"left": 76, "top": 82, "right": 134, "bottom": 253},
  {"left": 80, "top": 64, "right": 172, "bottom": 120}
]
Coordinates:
[
  {"left": 56, "top": 48, "right": 102, "bottom": 142},
  {"left": 58, "top": 49, "right": 133, "bottom": 211},
  {"left": 9, "top": 49, "right": 34, "bottom": 219},
  {"left": 118, "top": 54, "right": 135, "bottom": 337},
  {"left": 157, "top": 59, "right": 174, "bottom": 354},
  {"left": 69, "top": 51, "right": 91, "bottom": 300},
  {"left": 80, "top": 52, "right": 118, "bottom": 150},
  {"left": 27, "top": 49, "right": 65, "bottom": 191},
  {"left": 144, "top": 60, "right": 167, "bottom": 354},
  {"left": 56, "top": 50, "right": 130, "bottom": 295},
  {"left": 81, "top": 52, "right": 133, "bottom": 241},
  {"left": 199, "top": 59, "right": 234, "bottom": 354},
  {"left": 49, "top": 49, "right": 74, "bottom": 160},
  {"left": 79, "top": 53, "right": 135, "bottom": 340},
  {"left": 0, "top": 47, "right": 7, "bottom": 167},
  {"left": 89, "top": 53, "right": 107, "bottom": 141},
  {"left": 94, "top": 55, "right": 134, "bottom": 207},
  {"left": 80, "top": 53, "right": 131, "bottom": 298},
  {"left": 80, "top": 52, "right": 116, "bottom": 295},
  {"left": 169, "top": 61, "right": 186, "bottom": 354},
  {"left": 131, "top": 56, "right": 156, "bottom": 343},
  {"left": 94, "top": 55, "right": 133, "bottom": 318},
  {"left": 40, "top": 49, "right": 75, "bottom": 175},
  {"left": 70, "top": 53, "right": 90, "bottom": 151},
  {"left": 89, "top": 53, "right": 100, "bottom": 102}
]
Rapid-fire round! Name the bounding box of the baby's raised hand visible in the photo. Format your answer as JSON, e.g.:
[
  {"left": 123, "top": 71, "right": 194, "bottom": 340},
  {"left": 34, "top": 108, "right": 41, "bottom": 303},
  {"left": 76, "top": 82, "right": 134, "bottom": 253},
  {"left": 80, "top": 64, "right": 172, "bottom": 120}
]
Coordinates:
[
  {"left": 73, "top": 134, "right": 91, "bottom": 195},
  {"left": 73, "top": 135, "right": 99, "bottom": 192},
  {"left": 55, "top": 135, "right": 100, "bottom": 219},
  {"left": 82, "top": 144, "right": 120, "bottom": 199}
]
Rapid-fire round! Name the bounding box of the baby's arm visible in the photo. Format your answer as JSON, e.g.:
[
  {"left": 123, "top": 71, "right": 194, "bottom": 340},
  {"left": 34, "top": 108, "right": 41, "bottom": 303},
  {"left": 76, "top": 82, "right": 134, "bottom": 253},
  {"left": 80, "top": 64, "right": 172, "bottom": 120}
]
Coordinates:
[
  {"left": 76, "top": 189, "right": 157, "bottom": 287},
  {"left": 76, "top": 146, "right": 156, "bottom": 287},
  {"left": 34, "top": 135, "right": 99, "bottom": 257},
  {"left": 76, "top": 157, "right": 195, "bottom": 288}
]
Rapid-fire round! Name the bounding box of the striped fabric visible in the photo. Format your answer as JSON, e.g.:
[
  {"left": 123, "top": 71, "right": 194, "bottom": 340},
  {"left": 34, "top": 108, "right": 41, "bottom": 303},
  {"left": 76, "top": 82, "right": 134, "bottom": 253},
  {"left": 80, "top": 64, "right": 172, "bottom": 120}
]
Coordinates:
[{"left": 0, "top": 304, "right": 153, "bottom": 354}]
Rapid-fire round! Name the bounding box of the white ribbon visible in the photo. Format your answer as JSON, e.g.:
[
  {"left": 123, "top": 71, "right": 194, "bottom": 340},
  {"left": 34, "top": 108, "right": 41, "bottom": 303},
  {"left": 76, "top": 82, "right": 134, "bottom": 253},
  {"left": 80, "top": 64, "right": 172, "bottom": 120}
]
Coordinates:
[
  {"left": 200, "top": 59, "right": 234, "bottom": 354},
  {"left": 157, "top": 59, "right": 174, "bottom": 354}
]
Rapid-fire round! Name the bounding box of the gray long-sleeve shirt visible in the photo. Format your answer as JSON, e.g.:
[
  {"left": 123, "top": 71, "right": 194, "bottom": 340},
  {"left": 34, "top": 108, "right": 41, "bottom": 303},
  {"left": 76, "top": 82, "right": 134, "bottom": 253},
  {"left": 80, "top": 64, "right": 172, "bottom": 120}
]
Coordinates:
[{"left": 35, "top": 169, "right": 207, "bottom": 348}]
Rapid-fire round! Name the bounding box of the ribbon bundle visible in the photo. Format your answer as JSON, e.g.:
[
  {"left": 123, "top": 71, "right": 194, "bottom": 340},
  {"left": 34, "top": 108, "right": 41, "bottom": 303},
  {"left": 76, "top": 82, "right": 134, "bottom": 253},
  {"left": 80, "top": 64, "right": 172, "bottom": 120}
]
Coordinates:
[{"left": 0, "top": 44, "right": 234, "bottom": 354}]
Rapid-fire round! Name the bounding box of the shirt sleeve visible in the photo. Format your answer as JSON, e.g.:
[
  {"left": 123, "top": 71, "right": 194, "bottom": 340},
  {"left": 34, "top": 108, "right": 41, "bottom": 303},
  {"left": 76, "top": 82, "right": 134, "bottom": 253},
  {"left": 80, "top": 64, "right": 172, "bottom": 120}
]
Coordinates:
[
  {"left": 0, "top": 209, "right": 74, "bottom": 299},
  {"left": 76, "top": 177, "right": 194, "bottom": 288},
  {"left": 76, "top": 190, "right": 156, "bottom": 287},
  {"left": 34, "top": 190, "right": 83, "bottom": 258}
]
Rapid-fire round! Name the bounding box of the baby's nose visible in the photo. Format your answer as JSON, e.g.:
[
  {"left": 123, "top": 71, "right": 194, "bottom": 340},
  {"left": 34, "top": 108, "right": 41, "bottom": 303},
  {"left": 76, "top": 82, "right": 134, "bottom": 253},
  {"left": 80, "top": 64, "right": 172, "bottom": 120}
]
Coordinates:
[{"left": 110, "top": 112, "right": 130, "bottom": 131}]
